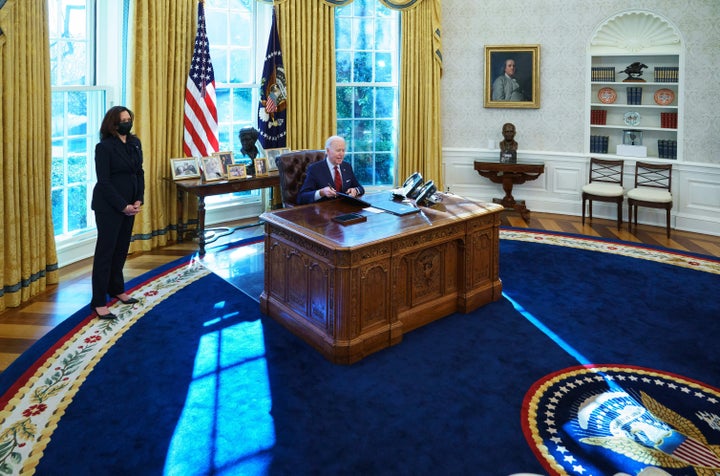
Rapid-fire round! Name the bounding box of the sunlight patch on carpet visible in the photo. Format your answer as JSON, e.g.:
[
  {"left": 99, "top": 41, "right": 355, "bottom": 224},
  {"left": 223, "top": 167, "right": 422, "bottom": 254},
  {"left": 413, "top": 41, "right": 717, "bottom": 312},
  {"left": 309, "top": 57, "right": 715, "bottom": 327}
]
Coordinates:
[
  {"left": 503, "top": 292, "right": 592, "bottom": 367},
  {"left": 165, "top": 317, "right": 275, "bottom": 475}
]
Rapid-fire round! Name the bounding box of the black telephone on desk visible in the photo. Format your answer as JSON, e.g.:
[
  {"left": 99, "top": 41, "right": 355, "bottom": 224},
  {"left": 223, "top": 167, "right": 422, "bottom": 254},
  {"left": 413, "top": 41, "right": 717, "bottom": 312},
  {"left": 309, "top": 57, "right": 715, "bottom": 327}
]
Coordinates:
[
  {"left": 393, "top": 172, "right": 424, "bottom": 200},
  {"left": 415, "top": 180, "right": 437, "bottom": 206}
]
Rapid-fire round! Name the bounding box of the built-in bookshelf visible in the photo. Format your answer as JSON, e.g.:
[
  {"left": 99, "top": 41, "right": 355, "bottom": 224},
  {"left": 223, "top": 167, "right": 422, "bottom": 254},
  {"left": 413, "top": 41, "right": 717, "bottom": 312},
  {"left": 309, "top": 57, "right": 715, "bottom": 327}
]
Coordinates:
[{"left": 587, "top": 11, "right": 683, "bottom": 161}]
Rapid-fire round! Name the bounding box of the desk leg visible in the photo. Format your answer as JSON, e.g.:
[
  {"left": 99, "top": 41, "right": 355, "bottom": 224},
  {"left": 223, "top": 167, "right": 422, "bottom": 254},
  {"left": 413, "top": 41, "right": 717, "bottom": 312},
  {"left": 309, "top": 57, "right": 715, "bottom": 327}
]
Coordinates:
[
  {"left": 198, "top": 196, "right": 206, "bottom": 255},
  {"left": 176, "top": 188, "right": 185, "bottom": 243}
]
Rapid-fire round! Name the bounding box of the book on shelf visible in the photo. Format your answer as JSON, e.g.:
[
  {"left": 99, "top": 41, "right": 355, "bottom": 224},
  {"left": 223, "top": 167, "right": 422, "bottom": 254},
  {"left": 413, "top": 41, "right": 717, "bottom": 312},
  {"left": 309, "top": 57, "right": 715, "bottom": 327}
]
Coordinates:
[
  {"left": 653, "top": 66, "right": 679, "bottom": 83},
  {"left": 660, "top": 112, "right": 678, "bottom": 129},
  {"left": 590, "top": 135, "right": 609, "bottom": 154},
  {"left": 626, "top": 86, "right": 642, "bottom": 105},
  {"left": 657, "top": 139, "right": 677, "bottom": 159},
  {"left": 591, "top": 66, "right": 616, "bottom": 82},
  {"left": 590, "top": 109, "right": 607, "bottom": 125}
]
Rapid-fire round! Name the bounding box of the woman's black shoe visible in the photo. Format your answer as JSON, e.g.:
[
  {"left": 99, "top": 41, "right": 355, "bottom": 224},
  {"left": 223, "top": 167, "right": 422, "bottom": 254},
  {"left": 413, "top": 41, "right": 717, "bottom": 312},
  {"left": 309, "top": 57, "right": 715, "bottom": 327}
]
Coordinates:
[
  {"left": 93, "top": 308, "right": 118, "bottom": 320},
  {"left": 115, "top": 295, "right": 139, "bottom": 305}
]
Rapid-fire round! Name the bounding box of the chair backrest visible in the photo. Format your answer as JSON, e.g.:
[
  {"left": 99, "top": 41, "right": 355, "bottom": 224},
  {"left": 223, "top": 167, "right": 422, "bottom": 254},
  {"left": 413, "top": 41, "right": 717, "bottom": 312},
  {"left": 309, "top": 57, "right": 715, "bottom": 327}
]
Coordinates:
[
  {"left": 588, "top": 157, "right": 624, "bottom": 185},
  {"left": 275, "top": 149, "right": 326, "bottom": 207},
  {"left": 633, "top": 161, "right": 672, "bottom": 191}
]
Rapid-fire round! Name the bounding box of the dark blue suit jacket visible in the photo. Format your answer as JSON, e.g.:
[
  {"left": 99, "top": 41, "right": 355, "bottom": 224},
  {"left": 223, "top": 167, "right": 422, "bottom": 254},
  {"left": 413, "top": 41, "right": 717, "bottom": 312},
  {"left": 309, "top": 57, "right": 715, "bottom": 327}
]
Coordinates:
[{"left": 297, "top": 159, "right": 364, "bottom": 205}]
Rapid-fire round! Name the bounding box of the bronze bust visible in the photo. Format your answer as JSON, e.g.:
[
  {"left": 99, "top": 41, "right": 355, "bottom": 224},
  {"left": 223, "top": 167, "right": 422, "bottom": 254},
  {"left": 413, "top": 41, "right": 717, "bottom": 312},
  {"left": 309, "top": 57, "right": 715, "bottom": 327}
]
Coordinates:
[{"left": 499, "top": 122, "right": 518, "bottom": 163}]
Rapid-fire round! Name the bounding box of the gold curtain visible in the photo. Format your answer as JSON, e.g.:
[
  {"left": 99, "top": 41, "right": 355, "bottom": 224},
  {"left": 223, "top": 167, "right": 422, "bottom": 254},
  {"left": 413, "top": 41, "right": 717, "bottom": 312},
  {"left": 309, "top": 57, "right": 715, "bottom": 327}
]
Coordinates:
[
  {"left": 397, "top": 0, "right": 443, "bottom": 189},
  {"left": 0, "top": 0, "right": 58, "bottom": 312},
  {"left": 128, "top": 0, "right": 197, "bottom": 252},
  {"left": 276, "top": 0, "right": 338, "bottom": 150}
]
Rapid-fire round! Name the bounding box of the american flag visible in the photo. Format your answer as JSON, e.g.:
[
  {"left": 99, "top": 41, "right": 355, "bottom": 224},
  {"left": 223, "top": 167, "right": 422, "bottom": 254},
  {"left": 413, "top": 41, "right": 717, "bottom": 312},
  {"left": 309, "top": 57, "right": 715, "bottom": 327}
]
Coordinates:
[{"left": 183, "top": 1, "right": 219, "bottom": 158}]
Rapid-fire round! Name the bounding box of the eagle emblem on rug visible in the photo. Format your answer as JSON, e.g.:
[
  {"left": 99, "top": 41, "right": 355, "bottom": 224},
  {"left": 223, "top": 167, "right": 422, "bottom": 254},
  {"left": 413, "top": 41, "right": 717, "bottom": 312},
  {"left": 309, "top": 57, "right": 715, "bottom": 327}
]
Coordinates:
[{"left": 522, "top": 365, "right": 720, "bottom": 475}]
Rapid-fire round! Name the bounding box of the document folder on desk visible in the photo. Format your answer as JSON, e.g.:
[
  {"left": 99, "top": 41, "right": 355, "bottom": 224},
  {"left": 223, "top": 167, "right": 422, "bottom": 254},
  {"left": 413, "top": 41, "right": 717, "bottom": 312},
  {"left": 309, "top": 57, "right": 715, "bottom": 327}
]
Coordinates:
[
  {"left": 337, "top": 191, "right": 420, "bottom": 216},
  {"left": 362, "top": 192, "right": 421, "bottom": 216},
  {"left": 336, "top": 192, "right": 371, "bottom": 208}
]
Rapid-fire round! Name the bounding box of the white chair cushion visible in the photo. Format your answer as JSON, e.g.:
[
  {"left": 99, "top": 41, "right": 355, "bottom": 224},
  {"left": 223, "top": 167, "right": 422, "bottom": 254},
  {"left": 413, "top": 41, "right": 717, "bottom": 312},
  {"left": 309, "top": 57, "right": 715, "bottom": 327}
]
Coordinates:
[
  {"left": 582, "top": 183, "right": 624, "bottom": 197},
  {"left": 627, "top": 186, "right": 672, "bottom": 203}
]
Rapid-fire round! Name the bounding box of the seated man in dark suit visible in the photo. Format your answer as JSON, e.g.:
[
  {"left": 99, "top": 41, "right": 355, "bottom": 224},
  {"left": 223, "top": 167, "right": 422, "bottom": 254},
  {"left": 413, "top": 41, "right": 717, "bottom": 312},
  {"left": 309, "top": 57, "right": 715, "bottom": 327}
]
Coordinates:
[{"left": 297, "top": 135, "right": 365, "bottom": 204}]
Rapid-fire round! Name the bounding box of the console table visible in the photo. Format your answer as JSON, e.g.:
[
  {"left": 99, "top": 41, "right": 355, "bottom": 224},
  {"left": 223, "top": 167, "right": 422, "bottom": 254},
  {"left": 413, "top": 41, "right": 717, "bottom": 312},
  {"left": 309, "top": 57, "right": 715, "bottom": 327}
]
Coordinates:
[
  {"left": 259, "top": 193, "right": 503, "bottom": 364},
  {"left": 473, "top": 161, "right": 545, "bottom": 221},
  {"left": 169, "top": 172, "right": 279, "bottom": 254}
]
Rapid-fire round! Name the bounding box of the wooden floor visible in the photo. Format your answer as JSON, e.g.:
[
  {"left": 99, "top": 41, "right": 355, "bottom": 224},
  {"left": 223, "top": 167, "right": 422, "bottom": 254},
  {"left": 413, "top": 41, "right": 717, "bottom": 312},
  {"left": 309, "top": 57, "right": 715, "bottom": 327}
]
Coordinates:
[{"left": 1, "top": 212, "right": 718, "bottom": 373}]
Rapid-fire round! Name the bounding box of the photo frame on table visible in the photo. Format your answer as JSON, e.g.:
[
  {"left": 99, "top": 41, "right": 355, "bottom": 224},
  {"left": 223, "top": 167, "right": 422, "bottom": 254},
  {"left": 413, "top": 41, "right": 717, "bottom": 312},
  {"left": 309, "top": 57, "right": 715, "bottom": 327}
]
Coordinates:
[
  {"left": 212, "top": 150, "right": 234, "bottom": 174},
  {"left": 226, "top": 164, "right": 247, "bottom": 180},
  {"left": 170, "top": 157, "right": 201, "bottom": 180},
  {"left": 254, "top": 158, "right": 269, "bottom": 176},
  {"left": 200, "top": 155, "right": 225, "bottom": 182},
  {"left": 484, "top": 44, "right": 540, "bottom": 109},
  {"left": 264, "top": 147, "right": 289, "bottom": 171}
]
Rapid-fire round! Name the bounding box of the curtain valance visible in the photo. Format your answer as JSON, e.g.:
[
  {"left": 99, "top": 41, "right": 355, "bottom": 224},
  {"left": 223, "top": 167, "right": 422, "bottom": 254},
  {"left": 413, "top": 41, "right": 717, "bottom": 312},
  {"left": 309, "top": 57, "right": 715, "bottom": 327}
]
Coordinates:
[{"left": 255, "top": 0, "right": 425, "bottom": 10}]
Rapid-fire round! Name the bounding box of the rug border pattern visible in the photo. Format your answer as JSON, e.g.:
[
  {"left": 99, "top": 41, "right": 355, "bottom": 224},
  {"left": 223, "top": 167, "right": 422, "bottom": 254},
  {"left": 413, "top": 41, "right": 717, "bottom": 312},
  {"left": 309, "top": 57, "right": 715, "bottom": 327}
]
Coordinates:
[{"left": 0, "top": 260, "right": 209, "bottom": 475}]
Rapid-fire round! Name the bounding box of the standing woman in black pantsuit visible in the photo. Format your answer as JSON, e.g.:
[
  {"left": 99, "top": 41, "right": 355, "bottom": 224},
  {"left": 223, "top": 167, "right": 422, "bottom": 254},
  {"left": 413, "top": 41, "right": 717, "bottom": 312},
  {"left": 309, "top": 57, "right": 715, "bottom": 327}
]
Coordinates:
[{"left": 90, "top": 106, "right": 144, "bottom": 319}]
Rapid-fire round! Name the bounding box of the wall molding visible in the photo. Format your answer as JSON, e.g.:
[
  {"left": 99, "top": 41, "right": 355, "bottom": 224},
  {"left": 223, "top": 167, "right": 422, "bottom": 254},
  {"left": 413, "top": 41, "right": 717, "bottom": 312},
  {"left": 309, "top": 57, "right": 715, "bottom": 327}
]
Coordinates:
[{"left": 443, "top": 148, "right": 720, "bottom": 237}]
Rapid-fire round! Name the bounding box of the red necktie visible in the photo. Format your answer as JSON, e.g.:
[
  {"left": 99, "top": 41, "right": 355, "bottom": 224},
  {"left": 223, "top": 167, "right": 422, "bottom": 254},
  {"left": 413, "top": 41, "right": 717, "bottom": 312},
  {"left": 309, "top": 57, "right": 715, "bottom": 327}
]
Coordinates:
[{"left": 334, "top": 165, "right": 342, "bottom": 192}]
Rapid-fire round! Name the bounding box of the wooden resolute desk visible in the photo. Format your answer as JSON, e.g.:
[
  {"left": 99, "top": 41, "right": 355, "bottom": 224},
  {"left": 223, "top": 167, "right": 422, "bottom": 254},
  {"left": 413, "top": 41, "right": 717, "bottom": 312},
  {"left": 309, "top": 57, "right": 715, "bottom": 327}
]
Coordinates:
[
  {"left": 170, "top": 172, "right": 279, "bottom": 254},
  {"left": 473, "top": 161, "right": 544, "bottom": 221},
  {"left": 259, "top": 193, "right": 503, "bottom": 364}
]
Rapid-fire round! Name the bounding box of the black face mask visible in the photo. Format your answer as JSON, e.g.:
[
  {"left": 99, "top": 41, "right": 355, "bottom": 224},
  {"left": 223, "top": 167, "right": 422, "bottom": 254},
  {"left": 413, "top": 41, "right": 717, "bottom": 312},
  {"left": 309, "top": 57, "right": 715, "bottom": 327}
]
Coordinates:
[{"left": 117, "top": 121, "right": 133, "bottom": 136}]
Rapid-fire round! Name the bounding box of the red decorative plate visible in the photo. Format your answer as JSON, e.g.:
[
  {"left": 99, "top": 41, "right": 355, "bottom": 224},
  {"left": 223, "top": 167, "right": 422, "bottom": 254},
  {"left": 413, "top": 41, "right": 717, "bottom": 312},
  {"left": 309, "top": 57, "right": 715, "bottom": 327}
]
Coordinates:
[
  {"left": 654, "top": 88, "right": 675, "bottom": 105},
  {"left": 597, "top": 87, "right": 617, "bottom": 104}
]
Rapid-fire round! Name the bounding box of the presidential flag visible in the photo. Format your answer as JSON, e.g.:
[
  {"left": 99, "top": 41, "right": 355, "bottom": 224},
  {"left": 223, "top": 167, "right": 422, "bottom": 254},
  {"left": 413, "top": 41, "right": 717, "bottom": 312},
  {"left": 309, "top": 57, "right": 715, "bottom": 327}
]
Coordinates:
[
  {"left": 258, "top": 8, "right": 287, "bottom": 149},
  {"left": 183, "top": 0, "right": 219, "bottom": 158}
]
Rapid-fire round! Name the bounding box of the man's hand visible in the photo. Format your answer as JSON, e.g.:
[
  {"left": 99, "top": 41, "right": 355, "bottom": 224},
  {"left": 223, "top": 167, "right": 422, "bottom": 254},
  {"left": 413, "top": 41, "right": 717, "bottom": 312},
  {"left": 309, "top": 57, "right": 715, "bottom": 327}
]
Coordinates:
[{"left": 320, "top": 186, "right": 337, "bottom": 198}]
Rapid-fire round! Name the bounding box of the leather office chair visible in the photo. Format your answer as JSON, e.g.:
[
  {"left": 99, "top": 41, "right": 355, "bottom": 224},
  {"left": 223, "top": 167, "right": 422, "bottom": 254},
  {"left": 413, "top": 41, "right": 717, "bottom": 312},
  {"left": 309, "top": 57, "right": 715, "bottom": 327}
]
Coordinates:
[
  {"left": 275, "top": 149, "right": 325, "bottom": 207},
  {"left": 582, "top": 158, "right": 625, "bottom": 229},
  {"left": 627, "top": 161, "right": 673, "bottom": 237}
]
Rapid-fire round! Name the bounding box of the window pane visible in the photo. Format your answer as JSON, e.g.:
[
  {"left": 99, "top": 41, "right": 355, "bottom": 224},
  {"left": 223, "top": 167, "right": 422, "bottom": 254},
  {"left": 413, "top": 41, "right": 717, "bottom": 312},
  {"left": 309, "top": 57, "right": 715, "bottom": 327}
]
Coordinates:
[
  {"left": 353, "top": 52, "right": 373, "bottom": 83},
  {"left": 68, "top": 185, "right": 88, "bottom": 232},
  {"left": 375, "top": 87, "right": 395, "bottom": 117},
  {"left": 336, "top": 87, "right": 353, "bottom": 118},
  {"left": 229, "top": 49, "right": 252, "bottom": 83},
  {"left": 353, "top": 87, "right": 374, "bottom": 118},
  {"left": 336, "top": 51, "right": 352, "bottom": 83},
  {"left": 67, "top": 152, "right": 87, "bottom": 184},
  {"left": 353, "top": 120, "right": 374, "bottom": 152},
  {"left": 375, "top": 52, "right": 392, "bottom": 83},
  {"left": 51, "top": 189, "right": 65, "bottom": 236}
]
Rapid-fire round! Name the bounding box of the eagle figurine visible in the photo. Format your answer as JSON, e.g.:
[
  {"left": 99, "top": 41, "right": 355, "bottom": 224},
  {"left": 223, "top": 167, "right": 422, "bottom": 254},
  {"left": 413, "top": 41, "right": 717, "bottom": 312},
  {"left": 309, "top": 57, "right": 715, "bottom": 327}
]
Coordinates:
[{"left": 620, "top": 62, "right": 648, "bottom": 81}]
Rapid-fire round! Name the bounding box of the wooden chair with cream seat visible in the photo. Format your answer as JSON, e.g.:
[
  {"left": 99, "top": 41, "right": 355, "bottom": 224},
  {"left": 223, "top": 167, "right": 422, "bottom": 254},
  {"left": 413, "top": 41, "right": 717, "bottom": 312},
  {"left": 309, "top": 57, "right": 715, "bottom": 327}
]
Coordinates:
[
  {"left": 627, "top": 161, "right": 673, "bottom": 237},
  {"left": 274, "top": 149, "right": 326, "bottom": 207},
  {"left": 581, "top": 158, "right": 625, "bottom": 229}
]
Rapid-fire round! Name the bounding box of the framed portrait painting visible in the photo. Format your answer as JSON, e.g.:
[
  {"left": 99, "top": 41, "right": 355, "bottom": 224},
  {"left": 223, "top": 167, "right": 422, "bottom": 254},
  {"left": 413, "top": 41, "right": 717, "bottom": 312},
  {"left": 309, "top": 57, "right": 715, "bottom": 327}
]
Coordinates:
[
  {"left": 170, "top": 157, "right": 201, "bottom": 180},
  {"left": 484, "top": 45, "right": 540, "bottom": 109}
]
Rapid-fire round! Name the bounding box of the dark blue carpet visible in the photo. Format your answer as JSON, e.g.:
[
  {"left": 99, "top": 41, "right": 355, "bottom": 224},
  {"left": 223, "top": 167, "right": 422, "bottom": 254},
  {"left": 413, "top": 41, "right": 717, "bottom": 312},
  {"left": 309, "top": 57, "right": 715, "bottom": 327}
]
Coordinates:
[{"left": 3, "top": 236, "right": 718, "bottom": 475}]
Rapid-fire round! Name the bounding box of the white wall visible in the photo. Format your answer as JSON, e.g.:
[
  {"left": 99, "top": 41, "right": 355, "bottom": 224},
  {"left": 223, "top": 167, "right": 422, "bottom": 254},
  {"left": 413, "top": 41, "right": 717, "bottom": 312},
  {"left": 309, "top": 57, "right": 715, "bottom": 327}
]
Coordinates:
[{"left": 441, "top": 0, "right": 720, "bottom": 235}]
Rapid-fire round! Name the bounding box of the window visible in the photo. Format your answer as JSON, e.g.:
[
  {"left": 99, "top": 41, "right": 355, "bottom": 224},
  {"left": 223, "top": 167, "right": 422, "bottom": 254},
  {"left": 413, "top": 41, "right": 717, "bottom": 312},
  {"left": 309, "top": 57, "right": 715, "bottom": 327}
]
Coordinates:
[
  {"left": 335, "top": 0, "right": 399, "bottom": 188},
  {"left": 49, "top": 0, "right": 104, "bottom": 240},
  {"left": 203, "top": 0, "right": 271, "bottom": 209}
]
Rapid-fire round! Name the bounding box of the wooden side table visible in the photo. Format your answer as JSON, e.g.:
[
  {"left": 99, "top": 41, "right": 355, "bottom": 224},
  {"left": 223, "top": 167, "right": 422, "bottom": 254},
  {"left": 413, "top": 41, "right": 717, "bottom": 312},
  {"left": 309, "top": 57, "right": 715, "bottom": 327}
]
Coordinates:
[
  {"left": 166, "top": 172, "right": 280, "bottom": 254},
  {"left": 473, "top": 161, "right": 545, "bottom": 221}
]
